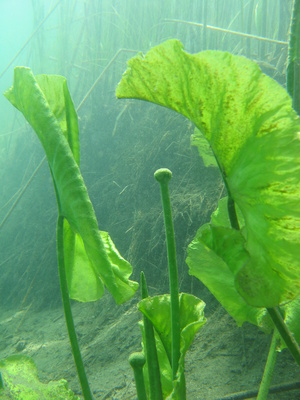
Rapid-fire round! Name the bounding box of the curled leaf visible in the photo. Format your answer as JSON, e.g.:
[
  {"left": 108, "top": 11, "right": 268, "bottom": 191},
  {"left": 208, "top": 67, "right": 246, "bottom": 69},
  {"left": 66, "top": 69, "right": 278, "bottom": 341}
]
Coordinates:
[
  {"left": 187, "top": 197, "right": 270, "bottom": 329},
  {"left": 138, "top": 293, "right": 206, "bottom": 398},
  {"left": 5, "top": 67, "right": 138, "bottom": 304},
  {"left": 117, "top": 39, "right": 300, "bottom": 307}
]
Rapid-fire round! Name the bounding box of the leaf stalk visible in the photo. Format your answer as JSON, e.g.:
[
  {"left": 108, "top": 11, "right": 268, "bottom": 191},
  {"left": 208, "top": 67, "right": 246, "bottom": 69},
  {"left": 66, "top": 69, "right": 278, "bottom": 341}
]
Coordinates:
[
  {"left": 57, "top": 216, "right": 93, "bottom": 400},
  {"left": 257, "top": 329, "right": 279, "bottom": 400},
  {"left": 267, "top": 307, "right": 300, "bottom": 367},
  {"left": 154, "top": 168, "right": 181, "bottom": 381},
  {"left": 140, "top": 272, "right": 163, "bottom": 400}
]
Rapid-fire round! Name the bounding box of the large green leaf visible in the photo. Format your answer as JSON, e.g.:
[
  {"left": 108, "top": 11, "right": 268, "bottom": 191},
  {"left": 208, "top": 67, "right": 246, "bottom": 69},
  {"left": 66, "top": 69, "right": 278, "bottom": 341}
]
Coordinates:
[
  {"left": 116, "top": 39, "right": 300, "bottom": 308},
  {"left": 5, "top": 67, "right": 138, "bottom": 304},
  {"left": 138, "top": 293, "right": 206, "bottom": 399},
  {"left": 187, "top": 197, "right": 300, "bottom": 347}
]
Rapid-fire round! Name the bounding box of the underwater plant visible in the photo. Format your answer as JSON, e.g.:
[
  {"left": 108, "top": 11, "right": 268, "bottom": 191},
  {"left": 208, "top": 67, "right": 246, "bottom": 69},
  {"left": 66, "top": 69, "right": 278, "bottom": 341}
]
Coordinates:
[
  {"left": 0, "top": 355, "right": 79, "bottom": 400},
  {"left": 287, "top": 0, "right": 300, "bottom": 112},
  {"left": 129, "top": 168, "right": 206, "bottom": 399},
  {"left": 2, "top": 35, "right": 300, "bottom": 400},
  {"left": 116, "top": 39, "right": 300, "bottom": 397},
  {"left": 3, "top": 67, "right": 138, "bottom": 399}
]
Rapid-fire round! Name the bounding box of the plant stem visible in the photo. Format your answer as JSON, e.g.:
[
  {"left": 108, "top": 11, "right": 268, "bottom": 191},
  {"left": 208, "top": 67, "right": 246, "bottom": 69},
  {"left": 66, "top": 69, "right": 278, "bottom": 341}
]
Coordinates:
[
  {"left": 287, "top": 0, "right": 300, "bottom": 113},
  {"left": 218, "top": 381, "right": 300, "bottom": 400},
  {"left": 154, "top": 168, "right": 180, "bottom": 380},
  {"left": 227, "top": 195, "right": 239, "bottom": 230},
  {"left": 140, "top": 272, "right": 163, "bottom": 400},
  {"left": 57, "top": 216, "right": 93, "bottom": 400},
  {"left": 129, "top": 352, "right": 147, "bottom": 400},
  {"left": 257, "top": 329, "right": 279, "bottom": 400},
  {"left": 163, "top": 18, "right": 287, "bottom": 46},
  {"left": 0, "top": 371, "right": 4, "bottom": 390},
  {"left": 267, "top": 307, "right": 300, "bottom": 367}
]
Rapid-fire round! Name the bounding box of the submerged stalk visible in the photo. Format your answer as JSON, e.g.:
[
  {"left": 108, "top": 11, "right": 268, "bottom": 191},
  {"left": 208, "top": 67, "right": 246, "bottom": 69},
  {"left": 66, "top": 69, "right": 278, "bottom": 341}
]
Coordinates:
[
  {"left": 257, "top": 329, "right": 279, "bottom": 400},
  {"left": 129, "top": 352, "right": 147, "bottom": 400},
  {"left": 57, "top": 215, "right": 93, "bottom": 400},
  {"left": 140, "top": 272, "right": 163, "bottom": 400},
  {"left": 267, "top": 307, "right": 300, "bottom": 367},
  {"left": 227, "top": 195, "right": 240, "bottom": 230},
  {"left": 287, "top": 0, "right": 300, "bottom": 113},
  {"left": 0, "top": 371, "right": 4, "bottom": 390},
  {"left": 154, "top": 168, "right": 181, "bottom": 381}
]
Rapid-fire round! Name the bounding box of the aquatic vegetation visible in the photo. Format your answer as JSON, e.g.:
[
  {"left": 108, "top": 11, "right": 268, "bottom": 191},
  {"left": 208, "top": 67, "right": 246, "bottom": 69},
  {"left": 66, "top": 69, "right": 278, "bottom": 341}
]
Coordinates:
[
  {"left": 116, "top": 38, "right": 300, "bottom": 396},
  {"left": 5, "top": 68, "right": 138, "bottom": 305},
  {"left": 2, "top": 35, "right": 300, "bottom": 400},
  {"left": 116, "top": 38, "right": 300, "bottom": 309},
  {"left": 0, "top": 2, "right": 297, "bottom": 399},
  {"left": 0, "top": 355, "right": 78, "bottom": 400},
  {"left": 4, "top": 67, "right": 138, "bottom": 399},
  {"left": 130, "top": 169, "right": 206, "bottom": 399},
  {"left": 287, "top": 0, "right": 300, "bottom": 111}
]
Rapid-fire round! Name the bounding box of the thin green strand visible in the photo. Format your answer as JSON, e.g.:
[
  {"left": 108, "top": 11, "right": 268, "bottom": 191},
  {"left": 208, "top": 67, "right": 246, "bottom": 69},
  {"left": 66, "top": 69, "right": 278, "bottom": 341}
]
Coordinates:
[
  {"left": 57, "top": 216, "right": 93, "bottom": 400},
  {"left": 154, "top": 168, "right": 181, "bottom": 381}
]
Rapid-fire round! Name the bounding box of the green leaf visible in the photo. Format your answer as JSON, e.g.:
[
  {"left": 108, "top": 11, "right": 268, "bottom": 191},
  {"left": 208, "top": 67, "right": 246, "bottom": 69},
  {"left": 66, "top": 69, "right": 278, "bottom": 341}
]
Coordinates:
[
  {"left": 188, "top": 197, "right": 300, "bottom": 343},
  {"left": 0, "top": 355, "right": 79, "bottom": 399},
  {"left": 138, "top": 293, "right": 206, "bottom": 398},
  {"left": 5, "top": 67, "right": 138, "bottom": 304},
  {"left": 36, "top": 74, "right": 80, "bottom": 165},
  {"left": 187, "top": 197, "right": 270, "bottom": 329},
  {"left": 191, "top": 128, "right": 218, "bottom": 168},
  {"left": 281, "top": 297, "right": 300, "bottom": 351},
  {"left": 116, "top": 39, "right": 300, "bottom": 308},
  {"left": 63, "top": 219, "right": 104, "bottom": 302}
]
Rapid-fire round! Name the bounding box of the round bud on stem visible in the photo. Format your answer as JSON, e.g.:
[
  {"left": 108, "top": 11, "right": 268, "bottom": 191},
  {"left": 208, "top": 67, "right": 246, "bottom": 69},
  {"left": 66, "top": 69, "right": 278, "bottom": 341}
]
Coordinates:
[
  {"left": 129, "top": 352, "right": 147, "bottom": 400},
  {"left": 154, "top": 168, "right": 172, "bottom": 184},
  {"left": 129, "top": 352, "right": 146, "bottom": 369}
]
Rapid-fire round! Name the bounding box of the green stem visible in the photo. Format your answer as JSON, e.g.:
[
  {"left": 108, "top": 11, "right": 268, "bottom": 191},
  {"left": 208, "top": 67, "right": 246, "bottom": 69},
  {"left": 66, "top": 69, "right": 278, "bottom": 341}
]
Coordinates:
[
  {"left": 0, "top": 371, "right": 4, "bottom": 390},
  {"left": 218, "top": 381, "right": 300, "bottom": 400},
  {"left": 287, "top": 0, "right": 300, "bottom": 113},
  {"left": 154, "top": 168, "right": 180, "bottom": 380},
  {"left": 257, "top": 329, "right": 279, "bottom": 400},
  {"left": 217, "top": 159, "right": 239, "bottom": 231},
  {"left": 267, "top": 307, "right": 300, "bottom": 367},
  {"left": 129, "top": 352, "right": 147, "bottom": 400},
  {"left": 140, "top": 272, "right": 163, "bottom": 400},
  {"left": 227, "top": 195, "right": 240, "bottom": 230},
  {"left": 57, "top": 216, "right": 93, "bottom": 400}
]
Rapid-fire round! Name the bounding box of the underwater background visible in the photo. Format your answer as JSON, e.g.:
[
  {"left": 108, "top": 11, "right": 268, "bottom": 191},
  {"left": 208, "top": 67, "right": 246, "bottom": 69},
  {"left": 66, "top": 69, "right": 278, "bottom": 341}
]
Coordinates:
[{"left": 0, "top": 0, "right": 299, "bottom": 399}]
